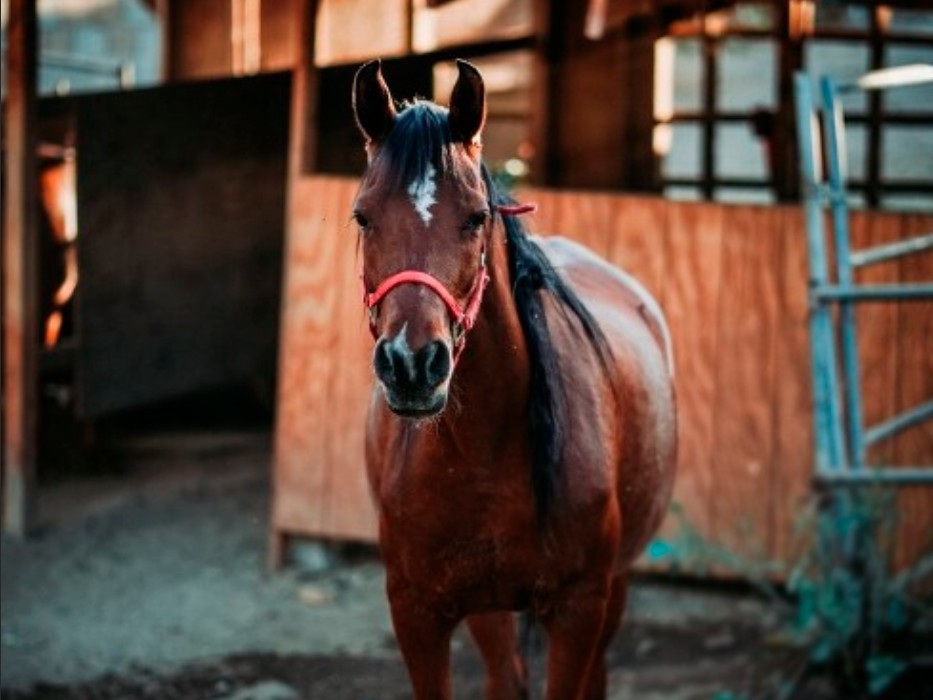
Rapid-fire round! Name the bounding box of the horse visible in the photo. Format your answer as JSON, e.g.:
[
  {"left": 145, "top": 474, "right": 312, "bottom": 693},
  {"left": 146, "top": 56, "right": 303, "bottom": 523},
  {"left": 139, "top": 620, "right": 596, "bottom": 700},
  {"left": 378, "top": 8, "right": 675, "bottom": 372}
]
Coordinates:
[{"left": 353, "top": 58, "right": 677, "bottom": 700}]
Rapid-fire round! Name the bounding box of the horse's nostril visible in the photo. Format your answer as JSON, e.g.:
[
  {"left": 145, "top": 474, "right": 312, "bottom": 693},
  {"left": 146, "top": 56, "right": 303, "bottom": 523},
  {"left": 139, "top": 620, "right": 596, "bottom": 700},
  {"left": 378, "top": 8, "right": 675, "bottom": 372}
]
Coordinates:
[
  {"left": 373, "top": 341, "right": 396, "bottom": 384},
  {"left": 420, "top": 341, "right": 451, "bottom": 388}
]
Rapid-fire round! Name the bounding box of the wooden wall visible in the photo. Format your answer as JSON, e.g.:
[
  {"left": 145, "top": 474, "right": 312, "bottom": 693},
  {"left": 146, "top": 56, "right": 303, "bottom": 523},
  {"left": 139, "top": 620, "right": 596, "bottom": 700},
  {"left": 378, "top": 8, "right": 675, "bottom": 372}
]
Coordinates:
[
  {"left": 168, "top": 0, "right": 301, "bottom": 81},
  {"left": 272, "top": 175, "right": 933, "bottom": 572}
]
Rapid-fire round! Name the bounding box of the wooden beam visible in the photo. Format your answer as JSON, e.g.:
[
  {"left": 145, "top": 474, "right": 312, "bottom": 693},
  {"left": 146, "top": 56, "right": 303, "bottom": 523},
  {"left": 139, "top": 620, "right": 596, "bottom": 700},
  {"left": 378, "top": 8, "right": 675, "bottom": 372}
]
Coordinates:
[
  {"left": 774, "top": 0, "right": 802, "bottom": 202},
  {"left": 2, "top": 0, "right": 40, "bottom": 536},
  {"left": 154, "top": 0, "right": 172, "bottom": 81},
  {"left": 291, "top": 0, "right": 320, "bottom": 175}
]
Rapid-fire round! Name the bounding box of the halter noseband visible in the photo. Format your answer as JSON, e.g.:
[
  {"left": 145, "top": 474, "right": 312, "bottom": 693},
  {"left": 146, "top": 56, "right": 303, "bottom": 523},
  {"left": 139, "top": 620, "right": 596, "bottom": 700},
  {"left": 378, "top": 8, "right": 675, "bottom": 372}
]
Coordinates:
[
  {"left": 362, "top": 249, "right": 489, "bottom": 363},
  {"left": 360, "top": 202, "right": 536, "bottom": 364}
]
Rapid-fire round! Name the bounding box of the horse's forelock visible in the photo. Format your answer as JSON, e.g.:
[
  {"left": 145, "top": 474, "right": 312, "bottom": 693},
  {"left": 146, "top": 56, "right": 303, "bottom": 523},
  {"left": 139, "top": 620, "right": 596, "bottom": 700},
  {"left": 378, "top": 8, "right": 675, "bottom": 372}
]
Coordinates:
[{"left": 366, "top": 101, "right": 457, "bottom": 195}]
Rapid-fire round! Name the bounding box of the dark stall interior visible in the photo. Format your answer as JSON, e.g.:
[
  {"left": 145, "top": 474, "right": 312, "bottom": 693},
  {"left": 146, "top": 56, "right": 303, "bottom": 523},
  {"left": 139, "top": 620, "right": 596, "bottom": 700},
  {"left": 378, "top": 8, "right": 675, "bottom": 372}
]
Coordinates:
[{"left": 32, "top": 72, "right": 291, "bottom": 481}]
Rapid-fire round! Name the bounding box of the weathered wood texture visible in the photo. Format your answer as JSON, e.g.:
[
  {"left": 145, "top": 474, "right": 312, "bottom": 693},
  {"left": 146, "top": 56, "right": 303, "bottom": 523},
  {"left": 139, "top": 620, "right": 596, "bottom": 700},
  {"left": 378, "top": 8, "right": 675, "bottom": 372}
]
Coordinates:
[
  {"left": 272, "top": 176, "right": 933, "bottom": 571},
  {"left": 168, "top": 0, "right": 233, "bottom": 80},
  {"left": 273, "top": 176, "right": 375, "bottom": 540}
]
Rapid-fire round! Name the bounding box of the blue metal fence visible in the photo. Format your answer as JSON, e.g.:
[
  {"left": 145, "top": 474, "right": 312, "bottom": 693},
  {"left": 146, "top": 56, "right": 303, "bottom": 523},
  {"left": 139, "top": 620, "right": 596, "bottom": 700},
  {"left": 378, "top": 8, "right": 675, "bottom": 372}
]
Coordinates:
[{"left": 794, "top": 66, "right": 933, "bottom": 488}]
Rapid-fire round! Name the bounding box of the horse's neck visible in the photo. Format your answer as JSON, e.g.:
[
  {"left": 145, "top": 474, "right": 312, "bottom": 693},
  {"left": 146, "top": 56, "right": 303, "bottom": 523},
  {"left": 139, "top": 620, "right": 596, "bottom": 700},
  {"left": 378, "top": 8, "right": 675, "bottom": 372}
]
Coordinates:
[
  {"left": 377, "top": 230, "right": 532, "bottom": 486},
  {"left": 444, "top": 230, "right": 531, "bottom": 442}
]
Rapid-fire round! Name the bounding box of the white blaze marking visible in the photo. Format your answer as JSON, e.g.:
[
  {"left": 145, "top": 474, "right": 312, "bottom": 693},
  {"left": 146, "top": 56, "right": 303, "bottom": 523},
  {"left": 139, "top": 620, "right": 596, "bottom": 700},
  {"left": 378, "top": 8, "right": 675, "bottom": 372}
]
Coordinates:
[
  {"left": 386, "top": 322, "right": 416, "bottom": 380},
  {"left": 408, "top": 163, "right": 437, "bottom": 225}
]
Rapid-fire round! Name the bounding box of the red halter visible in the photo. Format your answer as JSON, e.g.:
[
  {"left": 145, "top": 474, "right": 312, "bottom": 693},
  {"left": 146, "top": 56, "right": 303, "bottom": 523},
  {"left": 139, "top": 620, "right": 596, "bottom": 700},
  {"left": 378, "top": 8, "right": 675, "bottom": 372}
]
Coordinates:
[
  {"left": 361, "top": 251, "right": 490, "bottom": 363},
  {"left": 360, "top": 202, "right": 536, "bottom": 363}
]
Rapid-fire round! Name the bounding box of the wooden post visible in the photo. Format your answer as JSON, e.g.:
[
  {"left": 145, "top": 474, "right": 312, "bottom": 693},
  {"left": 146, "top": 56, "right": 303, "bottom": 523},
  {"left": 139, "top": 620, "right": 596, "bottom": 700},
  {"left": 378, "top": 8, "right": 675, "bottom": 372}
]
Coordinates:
[
  {"left": 2, "top": 0, "right": 40, "bottom": 536},
  {"left": 774, "top": 0, "right": 803, "bottom": 202},
  {"left": 270, "top": 0, "right": 319, "bottom": 571},
  {"left": 292, "top": 0, "right": 320, "bottom": 175}
]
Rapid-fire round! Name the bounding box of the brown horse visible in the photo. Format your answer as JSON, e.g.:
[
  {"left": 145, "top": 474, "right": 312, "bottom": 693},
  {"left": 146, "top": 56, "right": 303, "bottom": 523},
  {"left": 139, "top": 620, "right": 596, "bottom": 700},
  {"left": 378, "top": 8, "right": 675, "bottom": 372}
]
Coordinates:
[{"left": 353, "top": 59, "right": 677, "bottom": 700}]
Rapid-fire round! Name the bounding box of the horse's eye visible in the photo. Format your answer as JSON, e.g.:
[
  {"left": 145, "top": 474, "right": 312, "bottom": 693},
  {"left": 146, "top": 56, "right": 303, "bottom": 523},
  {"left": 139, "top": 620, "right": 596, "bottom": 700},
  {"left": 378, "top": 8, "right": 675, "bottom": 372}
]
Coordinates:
[
  {"left": 463, "top": 211, "right": 489, "bottom": 234},
  {"left": 353, "top": 211, "right": 371, "bottom": 232}
]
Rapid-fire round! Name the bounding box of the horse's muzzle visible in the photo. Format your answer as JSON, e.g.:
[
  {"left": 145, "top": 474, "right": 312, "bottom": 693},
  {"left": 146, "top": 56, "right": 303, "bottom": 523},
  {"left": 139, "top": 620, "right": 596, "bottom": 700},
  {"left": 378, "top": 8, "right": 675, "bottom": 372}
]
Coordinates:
[{"left": 373, "top": 337, "right": 451, "bottom": 417}]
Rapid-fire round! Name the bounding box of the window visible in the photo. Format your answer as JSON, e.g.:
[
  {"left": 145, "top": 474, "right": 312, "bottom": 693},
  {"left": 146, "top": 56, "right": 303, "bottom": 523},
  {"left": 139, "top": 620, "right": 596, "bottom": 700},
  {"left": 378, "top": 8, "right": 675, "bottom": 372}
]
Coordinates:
[
  {"left": 656, "top": 0, "right": 933, "bottom": 210},
  {"left": 31, "top": 0, "right": 162, "bottom": 96}
]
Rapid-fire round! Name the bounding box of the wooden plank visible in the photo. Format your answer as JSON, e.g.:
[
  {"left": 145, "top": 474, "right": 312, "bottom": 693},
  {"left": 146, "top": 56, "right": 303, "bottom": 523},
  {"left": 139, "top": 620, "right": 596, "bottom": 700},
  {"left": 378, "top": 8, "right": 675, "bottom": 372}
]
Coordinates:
[
  {"left": 260, "top": 0, "right": 301, "bottom": 72},
  {"left": 272, "top": 176, "right": 346, "bottom": 536},
  {"left": 538, "top": 187, "right": 614, "bottom": 256},
  {"left": 315, "top": 0, "right": 409, "bottom": 67},
  {"left": 2, "top": 0, "right": 39, "bottom": 537},
  {"left": 518, "top": 186, "right": 610, "bottom": 257},
  {"left": 605, "top": 196, "right": 668, "bottom": 300},
  {"left": 771, "top": 207, "right": 815, "bottom": 565},
  {"left": 659, "top": 200, "right": 724, "bottom": 549},
  {"left": 321, "top": 180, "right": 378, "bottom": 539},
  {"left": 169, "top": 0, "right": 233, "bottom": 80},
  {"left": 892, "top": 214, "right": 933, "bottom": 570},
  {"left": 710, "top": 205, "right": 782, "bottom": 561}
]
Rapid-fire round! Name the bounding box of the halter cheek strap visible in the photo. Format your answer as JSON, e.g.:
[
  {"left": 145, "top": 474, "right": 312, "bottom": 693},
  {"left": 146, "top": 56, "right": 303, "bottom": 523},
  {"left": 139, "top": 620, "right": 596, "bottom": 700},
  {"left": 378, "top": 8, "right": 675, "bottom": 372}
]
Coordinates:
[{"left": 361, "top": 250, "right": 490, "bottom": 363}]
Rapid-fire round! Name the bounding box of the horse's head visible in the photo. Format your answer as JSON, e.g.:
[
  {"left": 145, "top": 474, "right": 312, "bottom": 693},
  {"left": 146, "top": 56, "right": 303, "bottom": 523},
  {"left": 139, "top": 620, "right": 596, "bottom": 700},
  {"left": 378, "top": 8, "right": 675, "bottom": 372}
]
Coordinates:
[{"left": 353, "top": 59, "right": 491, "bottom": 418}]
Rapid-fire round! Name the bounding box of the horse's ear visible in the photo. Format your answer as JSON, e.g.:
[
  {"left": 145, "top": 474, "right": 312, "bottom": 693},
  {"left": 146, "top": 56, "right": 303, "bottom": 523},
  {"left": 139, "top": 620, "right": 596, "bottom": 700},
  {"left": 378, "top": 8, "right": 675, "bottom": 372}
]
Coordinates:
[
  {"left": 353, "top": 59, "right": 397, "bottom": 143},
  {"left": 448, "top": 59, "right": 486, "bottom": 144}
]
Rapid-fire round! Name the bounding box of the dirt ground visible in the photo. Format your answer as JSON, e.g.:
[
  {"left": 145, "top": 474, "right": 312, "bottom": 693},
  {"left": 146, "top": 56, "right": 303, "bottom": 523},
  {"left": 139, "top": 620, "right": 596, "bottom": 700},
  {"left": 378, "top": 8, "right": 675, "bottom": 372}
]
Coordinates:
[{"left": 2, "top": 428, "right": 931, "bottom": 700}]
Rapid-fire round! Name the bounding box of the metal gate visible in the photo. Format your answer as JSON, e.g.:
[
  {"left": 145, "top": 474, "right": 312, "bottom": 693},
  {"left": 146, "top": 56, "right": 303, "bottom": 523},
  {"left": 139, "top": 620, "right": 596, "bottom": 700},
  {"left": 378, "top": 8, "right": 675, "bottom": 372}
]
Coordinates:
[{"left": 794, "top": 65, "right": 933, "bottom": 492}]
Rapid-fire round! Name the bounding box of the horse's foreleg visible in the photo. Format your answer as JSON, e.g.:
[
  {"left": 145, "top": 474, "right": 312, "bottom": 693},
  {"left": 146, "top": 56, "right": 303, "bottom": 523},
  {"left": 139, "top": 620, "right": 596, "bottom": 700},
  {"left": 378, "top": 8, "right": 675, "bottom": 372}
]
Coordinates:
[
  {"left": 541, "top": 586, "right": 608, "bottom": 700},
  {"left": 467, "top": 612, "right": 529, "bottom": 700},
  {"left": 388, "top": 585, "right": 458, "bottom": 699},
  {"left": 581, "top": 576, "right": 629, "bottom": 700}
]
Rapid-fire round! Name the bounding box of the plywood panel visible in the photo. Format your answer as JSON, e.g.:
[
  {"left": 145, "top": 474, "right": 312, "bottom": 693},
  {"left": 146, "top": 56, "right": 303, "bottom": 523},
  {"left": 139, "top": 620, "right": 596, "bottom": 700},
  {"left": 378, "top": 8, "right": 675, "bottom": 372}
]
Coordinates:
[
  {"left": 892, "top": 214, "right": 933, "bottom": 569},
  {"left": 314, "top": 0, "right": 408, "bottom": 67},
  {"left": 605, "top": 197, "right": 668, "bottom": 301},
  {"left": 710, "top": 206, "right": 782, "bottom": 560},
  {"left": 659, "top": 201, "right": 725, "bottom": 545},
  {"left": 520, "top": 187, "right": 613, "bottom": 257},
  {"left": 320, "top": 180, "right": 377, "bottom": 539},
  {"left": 771, "top": 207, "right": 814, "bottom": 563},
  {"left": 170, "top": 0, "right": 232, "bottom": 80},
  {"left": 273, "top": 176, "right": 350, "bottom": 535}
]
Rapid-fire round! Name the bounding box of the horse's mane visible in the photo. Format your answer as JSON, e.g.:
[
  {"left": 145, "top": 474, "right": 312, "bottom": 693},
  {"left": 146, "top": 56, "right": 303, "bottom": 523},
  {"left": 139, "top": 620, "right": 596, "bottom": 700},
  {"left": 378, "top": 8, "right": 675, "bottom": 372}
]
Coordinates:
[
  {"left": 484, "top": 165, "right": 616, "bottom": 524},
  {"left": 370, "top": 101, "right": 616, "bottom": 524}
]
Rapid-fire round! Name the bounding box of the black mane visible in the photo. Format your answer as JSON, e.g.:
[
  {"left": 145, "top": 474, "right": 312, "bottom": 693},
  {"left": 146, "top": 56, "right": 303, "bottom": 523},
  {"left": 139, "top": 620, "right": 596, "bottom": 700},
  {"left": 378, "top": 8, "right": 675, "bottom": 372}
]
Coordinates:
[
  {"left": 482, "top": 164, "right": 616, "bottom": 524},
  {"left": 369, "top": 101, "right": 615, "bottom": 524}
]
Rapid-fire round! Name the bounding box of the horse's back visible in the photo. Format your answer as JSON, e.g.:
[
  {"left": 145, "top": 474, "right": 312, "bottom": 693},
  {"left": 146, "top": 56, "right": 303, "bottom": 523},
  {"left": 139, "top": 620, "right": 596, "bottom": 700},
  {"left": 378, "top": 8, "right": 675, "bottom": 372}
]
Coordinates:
[{"left": 540, "top": 235, "right": 677, "bottom": 567}]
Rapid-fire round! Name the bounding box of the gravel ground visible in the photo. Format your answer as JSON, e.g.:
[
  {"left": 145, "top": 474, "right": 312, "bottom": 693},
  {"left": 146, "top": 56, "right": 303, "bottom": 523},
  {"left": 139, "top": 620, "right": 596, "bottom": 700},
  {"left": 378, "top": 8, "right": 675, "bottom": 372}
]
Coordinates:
[
  {"left": 2, "top": 431, "right": 930, "bottom": 699},
  {"left": 1, "top": 436, "right": 394, "bottom": 691}
]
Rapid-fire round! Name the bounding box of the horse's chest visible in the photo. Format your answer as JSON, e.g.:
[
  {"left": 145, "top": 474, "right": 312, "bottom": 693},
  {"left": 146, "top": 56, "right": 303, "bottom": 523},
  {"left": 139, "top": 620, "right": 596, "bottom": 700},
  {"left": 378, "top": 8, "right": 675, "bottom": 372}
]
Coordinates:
[
  {"left": 381, "top": 487, "right": 540, "bottom": 609},
  {"left": 392, "top": 531, "right": 537, "bottom": 612}
]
